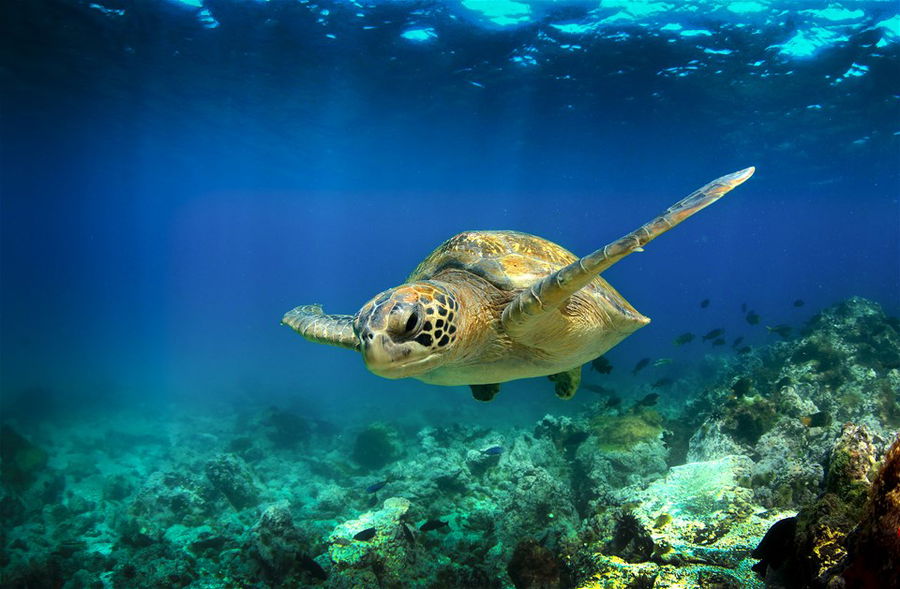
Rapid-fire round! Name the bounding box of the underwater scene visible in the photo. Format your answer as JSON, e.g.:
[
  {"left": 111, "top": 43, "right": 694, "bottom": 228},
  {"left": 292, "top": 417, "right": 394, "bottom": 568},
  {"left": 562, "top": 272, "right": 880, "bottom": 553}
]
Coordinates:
[{"left": 1, "top": 0, "right": 899, "bottom": 587}]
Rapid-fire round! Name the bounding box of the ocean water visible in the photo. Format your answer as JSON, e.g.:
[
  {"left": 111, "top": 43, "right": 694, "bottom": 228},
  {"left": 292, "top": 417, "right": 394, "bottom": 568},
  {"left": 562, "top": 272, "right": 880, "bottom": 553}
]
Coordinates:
[{"left": 1, "top": 1, "right": 899, "bottom": 587}]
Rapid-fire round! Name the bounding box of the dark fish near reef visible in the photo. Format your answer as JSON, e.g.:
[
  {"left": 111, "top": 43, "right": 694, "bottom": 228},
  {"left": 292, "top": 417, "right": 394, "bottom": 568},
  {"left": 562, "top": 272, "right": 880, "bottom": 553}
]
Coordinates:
[
  {"left": 800, "top": 411, "right": 830, "bottom": 428},
  {"left": 632, "top": 358, "right": 651, "bottom": 374},
  {"left": 582, "top": 383, "right": 615, "bottom": 396},
  {"left": 751, "top": 517, "right": 798, "bottom": 579},
  {"left": 401, "top": 523, "right": 416, "bottom": 544},
  {"left": 741, "top": 302, "right": 747, "bottom": 313},
  {"left": 651, "top": 378, "right": 674, "bottom": 389},
  {"left": 673, "top": 332, "right": 695, "bottom": 346},
  {"left": 482, "top": 446, "right": 504, "bottom": 455},
  {"left": 636, "top": 393, "right": 660, "bottom": 407},
  {"left": 712, "top": 338, "right": 726, "bottom": 346},
  {"left": 700, "top": 299, "right": 710, "bottom": 308},
  {"left": 419, "top": 519, "right": 450, "bottom": 532},
  {"left": 746, "top": 310, "right": 760, "bottom": 325},
  {"left": 737, "top": 346, "right": 752, "bottom": 355},
  {"left": 298, "top": 555, "right": 328, "bottom": 580},
  {"left": 605, "top": 396, "right": 622, "bottom": 408},
  {"left": 793, "top": 299, "right": 805, "bottom": 307},
  {"left": 732, "top": 336, "right": 744, "bottom": 348},
  {"left": 702, "top": 328, "right": 724, "bottom": 341},
  {"left": 767, "top": 324, "right": 793, "bottom": 339},
  {"left": 366, "top": 480, "right": 388, "bottom": 493},
  {"left": 354, "top": 528, "right": 377, "bottom": 541},
  {"left": 590, "top": 356, "right": 613, "bottom": 374}
]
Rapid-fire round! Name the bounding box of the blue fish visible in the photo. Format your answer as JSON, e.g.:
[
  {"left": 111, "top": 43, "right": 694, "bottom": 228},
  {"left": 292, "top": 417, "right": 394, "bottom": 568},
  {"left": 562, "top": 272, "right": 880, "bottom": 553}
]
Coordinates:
[
  {"left": 365, "top": 480, "right": 388, "bottom": 493},
  {"left": 482, "top": 446, "right": 503, "bottom": 455}
]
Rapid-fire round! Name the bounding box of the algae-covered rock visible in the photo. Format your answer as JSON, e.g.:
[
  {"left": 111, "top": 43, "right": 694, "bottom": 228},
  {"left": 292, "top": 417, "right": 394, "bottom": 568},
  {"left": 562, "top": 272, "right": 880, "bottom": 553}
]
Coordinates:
[
  {"left": 840, "top": 432, "right": 900, "bottom": 587},
  {"left": 205, "top": 453, "right": 262, "bottom": 510},
  {"left": 327, "top": 496, "right": 422, "bottom": 587},
  {"left": 0, "top": 425, "right": 48, "bottom": 492},
  {"left": 352, "top": 423, "right": 404, "bottom": 471},
  {"left": 506, "top": 538, "right": 571, "bottom": 589},
  {"left": 590, "top": 408, "right": 664, "bottom": 452}
]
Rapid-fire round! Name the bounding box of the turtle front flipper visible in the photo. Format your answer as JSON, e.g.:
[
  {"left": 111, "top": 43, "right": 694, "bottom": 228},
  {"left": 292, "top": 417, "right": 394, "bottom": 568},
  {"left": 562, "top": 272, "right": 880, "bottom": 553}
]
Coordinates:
[
  {"left": 548, "top": 366, "right": 581, "bottom": 400},
  {"left": 282, "top": 305, "right": 360, "bottom": 351},
  {"left": 470, "top": 383, "right": 500, "bottom": 402},
  {"left": 501, "top": 167, "right": 755, "bottom": 335}
]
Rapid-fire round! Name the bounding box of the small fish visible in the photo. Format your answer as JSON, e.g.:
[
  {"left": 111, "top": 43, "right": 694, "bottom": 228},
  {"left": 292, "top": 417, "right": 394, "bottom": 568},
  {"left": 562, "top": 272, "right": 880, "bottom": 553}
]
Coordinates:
[
  {"left": 482, "top": 446, "right": 503, "bottom": 456},
  {"left": 401, "top": 523, "right": 416, "bottom": 544},
  {"left": 605, "top": 396, "right": 622, "bottom": 408},
  {"left": 636, "top": 393, "right": 659, "bottom": 406},
  {"left": 800, "top": 411, "right": 829, "bottom": 428},
  {"left": 651, "top": 378, "right": 674, "bottom": 389},
  {"left": 741, "top": 302, "right": 748, "bottom": 313},
  {"left": 746, "top": 311, "right": 760, "bottom": 325},
  {"left": 419, "top": 519, "right": 450, "bottom": 532},
  {"left": 737, "top": 346, "right": 752, "bottom": 355},
  {"left": 365, "top": 480, "right": 388, "bottom": 494},
  {"left": 590, "top": 356, "right": 613, "bottom": 374},
  {"left": 632, "top": 358, "right": 651, "bottom": 375},
  {"left": 653, "top": 358, "right": 672, "bottom": 367},
  {"left": 766, "top": 324, "right": 793, "bottom": 339},
  {"left": 673, "top": 332, "right": 695, "bottom": 346},
  {"left": 793, "top": 299, "right": 805, "bottom": 308},
  {"left": 712, "top": 338, "right": 726, "bottom": 346},
  {"left": 702, "top": 328, "right": 724, "bottom": 341},
  {"left": 353, "top": 527, "right": 377, "bottom": 542},
  {"left": 653, "top": 513, "right": 673, "bottom": 529},
  {"left": 582, "top": 383, "right": 615, "bottom": 396},
  {"left": 732, "top": 336, "right": 744, "bottom": 348},
  {"left": 700, "top": 299, "right": 710, "bottom": 309}
]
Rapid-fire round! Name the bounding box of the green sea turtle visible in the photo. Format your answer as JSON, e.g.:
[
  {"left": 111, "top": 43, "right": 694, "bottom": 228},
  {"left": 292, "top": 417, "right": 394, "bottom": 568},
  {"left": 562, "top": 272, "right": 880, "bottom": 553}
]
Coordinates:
[{"left": 283, "top": 167, "right": 754, "bottom": 401}]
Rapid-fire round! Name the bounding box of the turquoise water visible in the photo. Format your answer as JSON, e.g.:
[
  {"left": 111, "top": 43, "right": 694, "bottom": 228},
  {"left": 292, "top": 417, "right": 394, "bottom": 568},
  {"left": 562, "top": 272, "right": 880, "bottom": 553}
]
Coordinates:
[{"left": 1, "top": 1, "right": 898, "bottom": 587}]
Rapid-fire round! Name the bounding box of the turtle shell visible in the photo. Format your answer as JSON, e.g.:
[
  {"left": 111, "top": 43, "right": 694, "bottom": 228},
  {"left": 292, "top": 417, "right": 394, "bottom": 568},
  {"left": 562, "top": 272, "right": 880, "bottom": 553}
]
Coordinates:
[{"left": 408, "top": 230, "right": 580, "bottom": 290}]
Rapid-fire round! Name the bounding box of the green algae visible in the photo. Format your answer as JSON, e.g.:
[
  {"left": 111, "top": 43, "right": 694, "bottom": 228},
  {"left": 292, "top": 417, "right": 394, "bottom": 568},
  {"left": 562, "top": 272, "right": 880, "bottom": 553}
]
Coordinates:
[{"left": 590, "top": 409, "right": 663, "bottom": 451}]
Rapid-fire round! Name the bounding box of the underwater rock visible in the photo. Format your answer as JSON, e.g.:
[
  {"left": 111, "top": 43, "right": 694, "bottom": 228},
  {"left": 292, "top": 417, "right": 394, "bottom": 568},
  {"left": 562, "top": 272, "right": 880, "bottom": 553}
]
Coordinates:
[
  {"left": 507, "top": 538, "right": 572, "bottom": 589},
  {"left": 204, "top": 453, "right": 261, "bottom": 510},
  {"left": 606, "top": 511, "right": 654, "bottom": 563},
  {"left": 839, "top": 432, "right": 900, "bottom": 588},
  {"left": 352, "top": 423, "right": 404, "bottom": 471},
  {"left": 261, "top": 407, "right": 311, "bottom": 448},
  {"left": 0, "top": 425, "right": 48, "bottom": 493},
  {"left": 131, "top": 470, "right": 211, "bottom": 530},
  {"left": 327, "top": 496, "right": 423, "bottom": 586},
  {"left": 752, "top": 424, "right": 883, "bottom": 587},
  {"left": 249, "top": 500, "right": 325, "bottom": 582}
]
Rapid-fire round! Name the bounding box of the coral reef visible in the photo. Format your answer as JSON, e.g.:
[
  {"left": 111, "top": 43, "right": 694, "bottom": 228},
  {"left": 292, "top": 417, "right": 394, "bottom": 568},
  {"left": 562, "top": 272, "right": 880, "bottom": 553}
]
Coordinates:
[{"left": 1, "top": 297, "right": 898, "bottom": 587}]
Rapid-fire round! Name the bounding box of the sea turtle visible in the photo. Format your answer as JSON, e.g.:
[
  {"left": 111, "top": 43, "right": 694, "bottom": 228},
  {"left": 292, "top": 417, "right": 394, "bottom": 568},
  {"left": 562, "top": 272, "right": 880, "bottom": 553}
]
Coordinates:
[{"left": 283, "top": 167, "right": 754, "bottom": 401}]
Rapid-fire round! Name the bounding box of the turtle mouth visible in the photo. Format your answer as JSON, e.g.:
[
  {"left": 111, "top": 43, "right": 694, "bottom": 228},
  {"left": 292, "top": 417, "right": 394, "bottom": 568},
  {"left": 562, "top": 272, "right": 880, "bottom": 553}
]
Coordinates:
[
  {"left": 362, "top": 335, "right": 441, "bottom": 378},
  {"left": 368, "top": 354, "right": 441, "bottom": 379}
]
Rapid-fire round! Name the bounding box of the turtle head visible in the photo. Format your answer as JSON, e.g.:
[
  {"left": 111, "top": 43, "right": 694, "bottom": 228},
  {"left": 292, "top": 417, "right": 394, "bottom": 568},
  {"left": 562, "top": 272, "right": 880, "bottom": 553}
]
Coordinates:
[{"left": 354, "top": 282, "right": 460, "bottom": 379}]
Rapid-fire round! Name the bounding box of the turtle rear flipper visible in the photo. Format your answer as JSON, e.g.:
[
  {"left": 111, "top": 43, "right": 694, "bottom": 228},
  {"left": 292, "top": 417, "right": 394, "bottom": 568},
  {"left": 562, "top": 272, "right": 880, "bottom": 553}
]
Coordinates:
[
  {"left": 501, "top": 167, "right": 755, "bottom": 335},
  {"left": 282, "top": 305, "right": 360, "bottom": 351}
]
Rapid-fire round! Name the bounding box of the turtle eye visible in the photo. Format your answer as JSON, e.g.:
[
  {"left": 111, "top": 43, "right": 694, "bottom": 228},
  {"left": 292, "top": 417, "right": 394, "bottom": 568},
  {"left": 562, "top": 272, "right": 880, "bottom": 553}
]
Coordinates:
[{"left": 405, "top": 312, "right": 419, "bottom": 333}]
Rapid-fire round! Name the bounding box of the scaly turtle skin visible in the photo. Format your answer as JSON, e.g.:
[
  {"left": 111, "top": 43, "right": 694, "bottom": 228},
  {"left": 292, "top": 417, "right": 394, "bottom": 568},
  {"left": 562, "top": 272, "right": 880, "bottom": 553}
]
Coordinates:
[{"left": 283, "top": 168, "right": 754, "bottom": 401}]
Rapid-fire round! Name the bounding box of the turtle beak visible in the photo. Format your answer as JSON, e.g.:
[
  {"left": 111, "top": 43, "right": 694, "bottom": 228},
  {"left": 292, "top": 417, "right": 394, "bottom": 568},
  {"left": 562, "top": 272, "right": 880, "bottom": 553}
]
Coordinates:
[{"left": 360, "top": 331, "right": 440, "bottom": 379}]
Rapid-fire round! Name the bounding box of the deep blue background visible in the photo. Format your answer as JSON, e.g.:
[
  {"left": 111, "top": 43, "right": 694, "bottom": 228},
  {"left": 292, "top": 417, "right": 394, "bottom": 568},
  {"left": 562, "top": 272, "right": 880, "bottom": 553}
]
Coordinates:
[{"left": 1, "top": 0, "right": 898, "bottom": 424}]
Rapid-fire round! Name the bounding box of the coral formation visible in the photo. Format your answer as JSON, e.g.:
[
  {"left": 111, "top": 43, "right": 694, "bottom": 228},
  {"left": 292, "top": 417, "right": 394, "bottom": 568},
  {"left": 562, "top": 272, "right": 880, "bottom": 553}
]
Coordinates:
[{"left": 1, "top": 297, "right": 898, "bottom": 587}]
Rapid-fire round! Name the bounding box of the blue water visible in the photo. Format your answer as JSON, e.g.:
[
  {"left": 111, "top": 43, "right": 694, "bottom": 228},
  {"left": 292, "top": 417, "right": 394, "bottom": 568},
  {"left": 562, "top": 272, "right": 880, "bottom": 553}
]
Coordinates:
[
  {"left": 2, "top": 0, "right": 898, "bottom": 427},
  {"left": 1, "top": 3, "right": 898, "bottom": 419}
]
